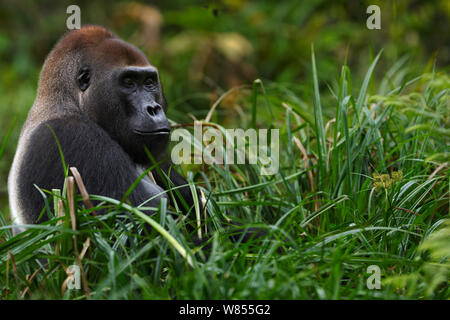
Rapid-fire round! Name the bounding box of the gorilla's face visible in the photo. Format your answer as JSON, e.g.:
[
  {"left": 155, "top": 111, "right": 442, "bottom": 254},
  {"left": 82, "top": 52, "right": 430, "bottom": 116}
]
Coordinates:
[{"left": 76, "top": 41, "right": 170, "bottom": 164}]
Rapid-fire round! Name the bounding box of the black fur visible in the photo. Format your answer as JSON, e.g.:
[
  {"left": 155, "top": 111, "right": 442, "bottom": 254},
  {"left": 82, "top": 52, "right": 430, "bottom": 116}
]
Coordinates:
[
  {"left": 10, "top": 26, "right": 198, "bottom": 226},
  {"left": 17, "top": 116, "right": 186, "bottom": 224}
]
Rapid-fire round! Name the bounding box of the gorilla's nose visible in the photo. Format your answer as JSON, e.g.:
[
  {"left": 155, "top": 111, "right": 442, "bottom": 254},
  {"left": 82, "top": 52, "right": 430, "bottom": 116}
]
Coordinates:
[{"left": 146, "top": 104, "right": 163, "bottom": 117}]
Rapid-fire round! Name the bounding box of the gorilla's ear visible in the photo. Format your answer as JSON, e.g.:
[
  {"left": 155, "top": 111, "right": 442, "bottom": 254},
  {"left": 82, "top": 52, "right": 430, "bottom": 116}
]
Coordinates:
[{"left": 77, "top": 67, "right": 91, "bottom": 91}]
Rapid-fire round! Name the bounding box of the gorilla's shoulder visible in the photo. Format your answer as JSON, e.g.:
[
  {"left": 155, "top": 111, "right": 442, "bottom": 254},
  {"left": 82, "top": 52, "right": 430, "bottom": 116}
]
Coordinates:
[
  {"left": 32, "top": 116, "right": 109, "bottom": 141},
  {"left": 26, "top": 116, "right": 124, "bottom": 164}
]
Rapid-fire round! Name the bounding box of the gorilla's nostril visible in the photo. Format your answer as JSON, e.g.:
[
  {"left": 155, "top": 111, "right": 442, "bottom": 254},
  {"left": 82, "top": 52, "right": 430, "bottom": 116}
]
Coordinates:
[{"left": 147, "top": 104, "right": 162, "bottom": 117}]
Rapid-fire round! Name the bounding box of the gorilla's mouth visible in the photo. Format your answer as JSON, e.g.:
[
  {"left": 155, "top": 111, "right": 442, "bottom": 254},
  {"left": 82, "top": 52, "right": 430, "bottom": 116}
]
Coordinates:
[{"left": 133, "top": 128, "right": 171, "bottom": 136}]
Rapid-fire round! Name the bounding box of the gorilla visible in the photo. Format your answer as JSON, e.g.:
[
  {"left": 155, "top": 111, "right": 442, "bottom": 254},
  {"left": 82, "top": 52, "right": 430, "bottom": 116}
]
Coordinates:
[{"left": 8, "top": 25, "right": 197, "bottom": 234}]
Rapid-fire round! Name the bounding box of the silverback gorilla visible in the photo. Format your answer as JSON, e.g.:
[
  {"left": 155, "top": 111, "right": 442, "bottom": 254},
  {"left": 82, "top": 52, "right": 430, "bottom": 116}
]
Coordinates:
[{"left": 8, "top": 25, "right": 197, "bottom": 234}]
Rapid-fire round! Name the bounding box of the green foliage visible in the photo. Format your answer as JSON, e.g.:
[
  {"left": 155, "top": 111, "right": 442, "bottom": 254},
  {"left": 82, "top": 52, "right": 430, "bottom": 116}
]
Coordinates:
[
  {"left": 386, "top": 219, "right": 450, "bottom": 297},
  {"left": 1, "top": 0, "right": 450, "bottom": 189},
  {"left": 0, "top": 0, "right": 448, "bottom": 300},
  {"left": 0, "top": 51, "right": 448, "bottom": 299}
]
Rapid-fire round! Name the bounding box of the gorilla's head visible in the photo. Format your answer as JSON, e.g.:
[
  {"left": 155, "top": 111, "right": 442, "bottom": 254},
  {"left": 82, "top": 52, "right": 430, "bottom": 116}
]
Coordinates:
[{"left": 38, "top": 25, "right": 170, "bottom": 164}]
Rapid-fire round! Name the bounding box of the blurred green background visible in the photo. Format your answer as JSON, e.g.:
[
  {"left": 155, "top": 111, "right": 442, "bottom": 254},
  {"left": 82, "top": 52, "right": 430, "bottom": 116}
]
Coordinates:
[{"left": 0, "top": 0, "right": 449, "bottom": 214}]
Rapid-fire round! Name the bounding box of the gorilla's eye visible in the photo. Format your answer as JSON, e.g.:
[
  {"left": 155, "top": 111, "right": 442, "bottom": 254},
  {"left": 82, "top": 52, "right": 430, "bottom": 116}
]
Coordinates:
[
  {"left": 77, "top": 67, "right": 90, "bottom": 91},
  {"left": 121, "top": 77, "right": 135, "bottom": 88},
  {"left": 144, "top": 77, "right": 155, "bottom": 87}
]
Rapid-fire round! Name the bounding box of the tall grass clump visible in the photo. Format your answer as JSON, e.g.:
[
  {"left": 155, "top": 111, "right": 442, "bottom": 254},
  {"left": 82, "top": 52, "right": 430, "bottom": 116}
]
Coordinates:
[{"left": 0, "top": 52, "right": 448, "bottom": 299}]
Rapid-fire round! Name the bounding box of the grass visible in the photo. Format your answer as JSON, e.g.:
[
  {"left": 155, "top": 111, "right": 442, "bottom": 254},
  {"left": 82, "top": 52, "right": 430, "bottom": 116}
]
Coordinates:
[{"left": 0, "top": 52, "right": 448, "bottom": 299}]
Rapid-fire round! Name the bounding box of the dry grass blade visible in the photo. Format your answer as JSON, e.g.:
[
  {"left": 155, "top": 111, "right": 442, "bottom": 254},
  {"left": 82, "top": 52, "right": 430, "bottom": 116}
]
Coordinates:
[
  {"left": 324, "top": 118, "right": 336, "bottom": 136},
  {"left": 66, "top": 176, "right": 90, "bottom": 298},
  {"left": 394, "top": 206, "right": 421, "bottom": 216},
  {"left": 205, "top": 85, "right": 247, "bottom": 123},
  {"left": 427, "top": 162, "right": 448, "bottom": 180},
  {"left": 70, "top": 167, "right": 96, "bottom": 216},
  {"left": 7, "top": 251, "right": 20, "bottom": 294},
  {"left": 20, "top": 266, "right": 43, "bottom": 298},
  {"left": 57, "top": 200, "right": 63, "bottom": 224},
  {"left": 79, "top": 237, "right": 91, "bottom": 260}
]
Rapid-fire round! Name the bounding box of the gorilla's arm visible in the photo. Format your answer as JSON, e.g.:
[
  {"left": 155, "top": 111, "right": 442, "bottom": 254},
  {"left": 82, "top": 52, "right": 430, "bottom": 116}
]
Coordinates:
[
  {"left": 151, "top": 161, "right": 200, "bottom": 215},
  {"left": 17, "top": 116, "right": 166, "bottom": 223}
]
